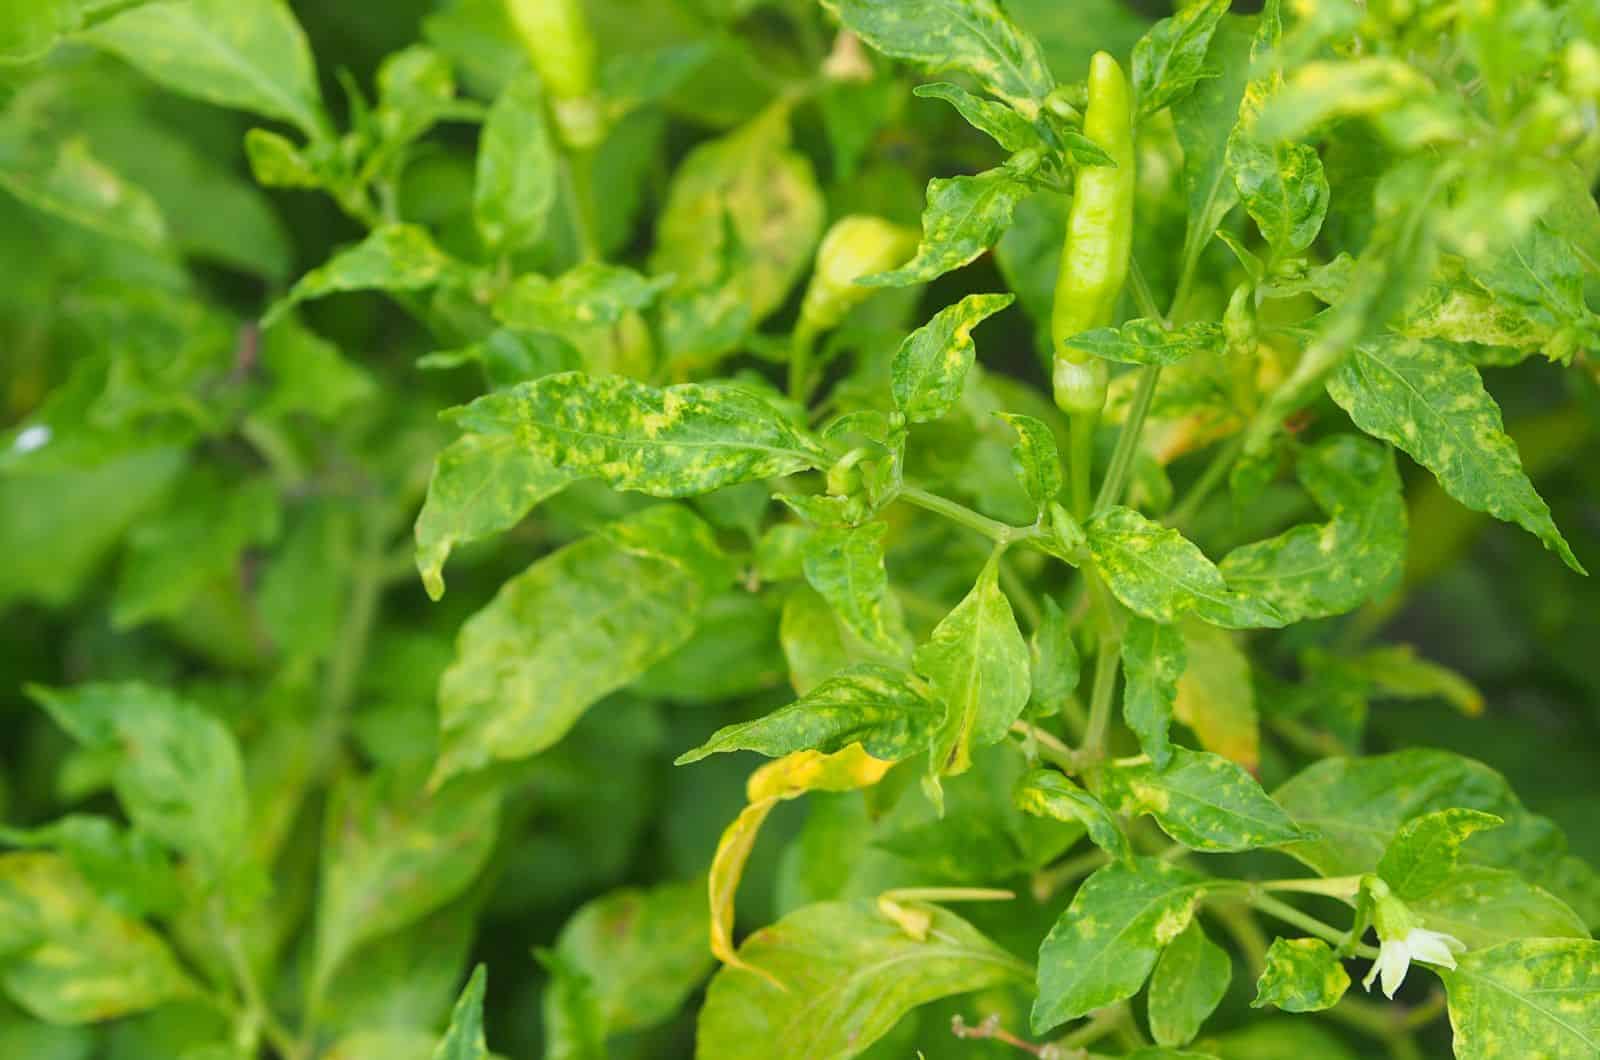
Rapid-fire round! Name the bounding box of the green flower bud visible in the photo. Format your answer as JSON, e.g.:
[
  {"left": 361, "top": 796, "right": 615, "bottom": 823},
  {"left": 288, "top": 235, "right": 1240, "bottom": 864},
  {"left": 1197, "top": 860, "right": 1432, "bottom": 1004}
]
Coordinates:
[
  {"left": 797, "top": 216, "right": 917, "bottom": 335},
  {"left": 1049, "top": 502, "right": 1087, "bottom": 561},
  {"left": 1053, "top": 357, "right": 1108, "bottom": 415},
  {"left": 1565, "top": 40, "right": 1600, "bottom": 100},
  {"left": 506, "top": 0, "right": 597, "bottom": 102},
  {"left": 1223, "top": 282, "right": 1258, "bottom": 358}
]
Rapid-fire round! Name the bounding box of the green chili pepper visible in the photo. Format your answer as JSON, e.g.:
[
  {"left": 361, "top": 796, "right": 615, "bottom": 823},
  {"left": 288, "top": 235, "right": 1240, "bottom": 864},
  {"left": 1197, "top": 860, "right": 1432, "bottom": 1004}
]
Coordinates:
[
  {"left": 505, "top": 0, "right": 604, "bottom": 148},
  {"left": 1051, "top": 51, "right": 1135, "bottom": 415}
]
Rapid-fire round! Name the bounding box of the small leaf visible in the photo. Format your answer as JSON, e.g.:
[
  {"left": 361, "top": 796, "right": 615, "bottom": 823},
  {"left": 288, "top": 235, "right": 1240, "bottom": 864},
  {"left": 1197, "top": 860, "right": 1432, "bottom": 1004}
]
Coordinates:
[
  {"left": 913, "top": 82, "right": 1043, "bottom": 153},
  {"left": 264, "top": 224, "right": 466, "bottom": 326},
  {"left": 1017, "top": 769, "right": 1132, "bottom": 863},
  {"left": 434, "top": 505, "right": 731, "bottom": 782},
  {"left": 1377, "top": 808, "right": 1504, "bottom": 901},
  {"left": 1098, "top": 748, "right": 1306, "bottom": 852},
  {"left": 415, "top": 434, "right": 574, "bottom": 601},
  {"left": 0, "top": 816, "right": 180, "bottom": 921},
  {"left": 1228, "top": 135, "right": 1330, "bottom": 257},
  {"left": 863, "top": 169, "right": 1031, "bottom": 288},
  {"left": 915, "top": 552, "right": 1031, "bottom": 776},
  {"left": 1131, "top": 0, "right": 1232, "bottom": 118},
  {"left": 1064, "top": 319, "right": 1224, "bottom": 366},
  {"left": 1252, "top": 938, "right": 1349, "bottom": 1013},
  {"left": 890, "top": 293, "right": 1014, "bottom": 422},
  {"left": 1441, "top": 939, "right": 1600, "bottom": 1060},
  {"left": 1086, "top": 507, "right": 1285, "bottom": 630},
  {"left": 826, "top": 0, "right": 1055, "bottom": 115},
  {"left": 1149, "top": 920, "right": 1230, "bottom": 1046},
  {"left": 676, "top": 664, "right": 939, "bottom": 765},
  {"left": 697, "top": 899, "right": 1028, "bottom": 1059},
  {"left": 1121, "top": 616, "right": 1185, "bottom": 769},
  {"left": 0, "top": 852, "right": 194, "bottom": 1024},
  {"left": 492, "top": 264, "right": 673, "bottom": 337},
  {"left": 84, "top": 0, "right": 326, "bottom": 136},
  {"left": 997, "top": 412, "right": 1062, "bottom": 516},
  {"left": 1173, "top": 621, "right": 1259, "bottom": 771},
  {"left": 1326, "top": 335, "right": 1583, "bottom": 573},
  {"left": 1032, "top": 858, "right": 1209, "bottom": 1033},
  {"left": 1170, "top": 20, "right": 1251, "bottom": 292},
  {"left": 448, "top": 372, "right": 825, "bottom": 498},
  {"left": 801, "top": 523, "right": 909, "bottom": 656},
  {"left": 432, "top": 966, "right": 488, "bottom": 1060},
  {"left": 0, "top": 133, "right": 169, "bottom": 251},
  {"left": 1029, "top": 597, "right": 1081, "bottom": 712},
  {"left": 475, "top": 70, "right": 556, "bottom": 253}
]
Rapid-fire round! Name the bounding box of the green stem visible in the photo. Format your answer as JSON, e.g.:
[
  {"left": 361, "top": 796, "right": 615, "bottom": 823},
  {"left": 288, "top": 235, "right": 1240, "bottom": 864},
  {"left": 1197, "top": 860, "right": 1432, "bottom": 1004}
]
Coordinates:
[
  {"left": 1249, "top": 893, "right": 1380, "bottom": 959},
  {"left": 239, "top": 416, "right": 308, "bottom": 491},
  {"left": 1010, "top": 721, "right": 1083, "bottom": 773},
  {"left": 1168, "top": 432, "right": 1245, "bottom": 528},
  {"left": 1031, "top": 847, "right": 1111, "bottom": 902},
  {"left": 1258, "top": 875, "right": 1362, "bottom": 900},
  {"left": 898, "top": 486, "right": 1037, "bottom": 547},
  {"left": 1094, "top": 364, "right": 1161, "bottom": 514},
  {"left": 1082, "top": 620, "right": 1121, "bottom": 756},
  {"left": 563, "top": 149, "right": 601, "bottom": 262},
  {"left": 1069, "top": 411, "right": 1096, "bottom": 520},
  {"left": 788, "top": 323, "right": 819, "bottom": 404},
  {"left": 999, "top": 558, "right": 1044, "bottom": 630}
]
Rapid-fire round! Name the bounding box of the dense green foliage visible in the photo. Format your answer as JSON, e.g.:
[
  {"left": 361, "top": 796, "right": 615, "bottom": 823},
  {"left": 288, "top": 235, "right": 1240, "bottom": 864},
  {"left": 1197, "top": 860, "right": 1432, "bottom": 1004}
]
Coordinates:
[{"left": 2, "top": 1, "right": 1600, "bottom": 1058}]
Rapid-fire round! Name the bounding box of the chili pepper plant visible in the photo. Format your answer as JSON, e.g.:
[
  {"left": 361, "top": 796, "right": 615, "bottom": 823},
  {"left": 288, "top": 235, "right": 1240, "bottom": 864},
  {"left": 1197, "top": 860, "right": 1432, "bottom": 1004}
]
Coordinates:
[{"left": 1, "top": 0, "right": 1599, "bottom": 1058}]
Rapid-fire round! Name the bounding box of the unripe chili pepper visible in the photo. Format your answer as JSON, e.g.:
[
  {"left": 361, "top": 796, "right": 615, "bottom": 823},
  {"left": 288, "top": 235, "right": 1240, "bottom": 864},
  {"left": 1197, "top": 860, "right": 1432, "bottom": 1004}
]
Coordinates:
[
  {"left": 797, "top": 216, "right": 917, "bottom": 336},
  {"left": 505, "top": 0, "right": 604, "bottom": 148},
  {"left": 1052, "top": 52, "right": 1134, "bottom": 415}
]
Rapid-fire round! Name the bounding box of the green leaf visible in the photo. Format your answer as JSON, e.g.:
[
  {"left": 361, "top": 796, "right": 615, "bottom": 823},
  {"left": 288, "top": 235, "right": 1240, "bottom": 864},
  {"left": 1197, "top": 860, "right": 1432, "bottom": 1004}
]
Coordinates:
[
  {"left": 264, "top": 224, "right": 467, "bottom": 327},
  {"left": 1218, "top": 435, "right": 1406, "bottom": 623},
  {"left": 432, "top": 966, "right": 488, "bottom": 1060},
  {"left": 1169, "top": 18, "right": 1250, "bottom": 289},
  {"left": 862, "top": 168, "right": 1030, "bottom": 288},
  {"left": 1130, "top": 0, "right": 1231, "bottom": 119},
  {"left": 474, "top": 70, "right": 556, "bottom": 253},
  {"left": 825, "top": 0, "right": 1055, "bottom": 116},
  {"left": 912, "top": 82, "right": 1042, "bottom": 153},
  {"left": 996, "top": 413, "right": 1061, "bottom": 520},
  {"left": 492, "top": 263, "right": 673, "bottom": 337},
  {"left": 414, "top": 434, "right": 573, "bottom": 601},
  {"left": 1412, "top": 867, "right": 1589, "bottom": 950},
  {"left": 29, "top": 683, "right": 248, "bottom": 886},
  {"left": 1441, "top": 939, "right": 1600, "bottom": 1060},
  {"left": 112, "top": 470, "right": 280, "bottom": 628},
  {"left": 434, "top": 505, "right": 731, "bottom": 781},
  {"left": 1251, "top": 938, "right": 1349, "bottom": 1013},
  {"left": 0, "top": 853, "right": 194, "bottom": 1024},
  {"left": 1173, "top": 621, "right": 1259, "bottom": 771},
  {"left": 258, "top": 318, "right": 377, "bottom": 422},
  {"left": 1148, "top": 920, "right": 1230, "bottom": 1046},
  {"left": 677, "top": 663, "right": 938, "bottom": 765},
  {"left": 891, "top": 293, "right": 1014, "bottom": 422},
  {"left": 1326, "top": 334, "right": 1583, "bottom": 574},
  {"left": 696, "top": 899, "right": 1027, "bottom": 1060},
  {"left": 915, "top": 552, "right": 1031, "bottom": 776},
  {"left": 1029, "top": 596, "right": 1080, "bottom": 712},
  {"left": 1086, "top": 507, "right": 1286, "bottom": 630},
  {"left": 448, "top": 372, "right": 824, "bottom": 498},
  {"left": 1121, "top": 616, "right": 1184, "bottom": 769},
  {"left": 801, "top": 523, "right": 908, "bottom": 656},
  {"left": 1064, "top": 319, "right": 1224, "bottom": 366},
  {"left": 1378, "top": 808, "right": 1503, "bottom": 901},
  {"left": 1032, "top": 858, "right": 1209, "bottom": 1033},
  {"left": 0, "top": 816, "right": 180, "bottom": 920},
  {"left": 1017, "top": 769, "right": 1131, "bottom": 863},
  {"left": 539, "top": 949, "right": 605, "bottom": 1060},
  {"left": 83, "top": 0, "right": 325, "bottom": 137},
  {"left": 0, "top": 132, "right": 169, "bottom": 251},
  {"left": 546, "top": 878, "right": 713, "bottom": 1043},
  {"left": 1467, "top": 220, "right": 1593, "bottom": 336},
  {"left": 1097, "top": 748, "right": 1307, "bottom": 853},
  {"left": 1228, "top": 135, "right": 1329, "bottom": 257},
  {"left": 651, "top": 106, "right": 823, "bottom": 323},
  {"left": 313, "top": 772, "right": 498, "bottom": 996}
]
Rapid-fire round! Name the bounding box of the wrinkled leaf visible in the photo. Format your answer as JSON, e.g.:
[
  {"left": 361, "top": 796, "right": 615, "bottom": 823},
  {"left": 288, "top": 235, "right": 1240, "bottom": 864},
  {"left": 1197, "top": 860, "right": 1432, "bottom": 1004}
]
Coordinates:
[
  {"left": 1252, "top": 938, "right": 1349, "bottom": 1013},
  {"left": 891, "top": 293, "right": 1014, "bottom": 422}
]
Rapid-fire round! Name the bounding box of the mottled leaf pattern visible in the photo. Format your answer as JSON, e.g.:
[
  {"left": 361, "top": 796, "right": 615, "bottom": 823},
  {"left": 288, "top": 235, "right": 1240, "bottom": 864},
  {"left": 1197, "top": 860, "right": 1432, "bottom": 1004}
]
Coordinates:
[
  {"left": 1121, "top": 616, "right": 1184, "bottom": 769},
  {"left": 1169, "top": 19, "right": 1249, "bottom": 283},
  {"left": 1442, "top": 940, "right": 1600, "bottom": 1060},
  {"left": 1228, "top": 136, "right": 1329, "bottom": 257},
  {"left": 697, "top": 899, "right": 1028, "bottom": 1059},
  {"left": 1097, "top": 748, "right": 1307, "bottom": 852},
  {"left": 996, "top": 412, "right": 1062, "bottom": 517},
  {"left": 801, "top": 523, "right": 908, "bottom": 656},
  {"left": 1378, "top": 808, "right": 1504, "bottom": 901},
  {"left": 1032, "top": 858, "right": 1209, "bottom": 1032},
  {"left": 891, "top": 293, "right": 1014, "bottom": 422},
  {"left": 676, "top": 664, "right": 938, "bottom": 764},
  {"left": 913, "top": 82, "right": 1042, "bottom": 153},
  {"left": 1064, "top": 319, "right": 1223, "bottom": 366},
  {"left": 493, "top": 264, "right": 673, "bottom": 337},
  {"left": 1130, "top": 0, "right": 1231, "bottom": 118},
  {"left": 1149, "top": 920, "right": 1231, "bottom": 1046},
  {"left": 826, "top": 0, "right": 1055, "bottom": 115},
  {"left": 415, "top": 434, "right": 574, "bottom": 601},
  {"left": 1412, "top": 867, "right": 1589, "bottom": 950},
  {"left": 449, "top": 372, "right": 825, "bottom": 498},
  {"left": 1087, "top": 507, "right": 1285, "bottom": 630},
  {"left": 264, "top": 224, "right": 465, "bottom": 326},
  {"left": 1252, "top": 939, "right": 1349, "bottom": 1013},
  {"left": 474, "top": 71, "right": 555, "bottom": 253},
  {"left": 863, "top": 169, "right": 1030, "bottom": 288},
  {"left": 434, "top": 505, "right": 731, "bottom": 782},
  {"left": 1017, "top": 769, "right": 1131, "bottom": 862},
  {"left": 915, "top": 553, "right": 1031, "bottom": 775},
  {"left": 1029, "top": 596, "right": 1081, "bottom": 711},
  {"left": 1327, "top": 335, "right": 1583, "bottom": 573},
  {"left": 1219, "top": 435, "right": 1406, "bottom": 623},
  {"left": 1173, "top": 620, "right": 1259, "bottom": 770}
]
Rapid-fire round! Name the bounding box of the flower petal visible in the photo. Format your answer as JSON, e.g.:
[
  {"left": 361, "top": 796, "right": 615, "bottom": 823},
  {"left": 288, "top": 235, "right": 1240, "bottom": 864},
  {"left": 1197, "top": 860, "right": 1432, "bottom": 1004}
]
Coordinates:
[
  {"left": 1407, "top": 928, "right": 1465, "bottom": 970},
  {"left": 1378, "top": 938, "right": 1411, "bottom": 998}
]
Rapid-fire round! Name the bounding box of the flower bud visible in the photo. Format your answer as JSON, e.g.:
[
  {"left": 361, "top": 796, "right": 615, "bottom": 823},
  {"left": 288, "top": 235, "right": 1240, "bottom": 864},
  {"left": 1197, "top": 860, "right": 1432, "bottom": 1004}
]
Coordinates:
[
  {"left": 1049, "top": 502, "right": 1087, "bottom": 560},
  {"left": 797, "top": 216, "right": 917, "bottom": 335},
  {"left": 506, "top": 0, "right": 596, "bottom": 102},
  {"left": 1223, "top": 282, "right": 1258, "bottom": 358}
]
